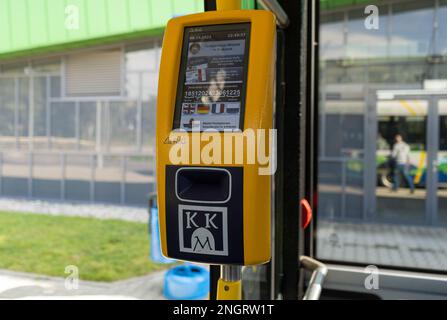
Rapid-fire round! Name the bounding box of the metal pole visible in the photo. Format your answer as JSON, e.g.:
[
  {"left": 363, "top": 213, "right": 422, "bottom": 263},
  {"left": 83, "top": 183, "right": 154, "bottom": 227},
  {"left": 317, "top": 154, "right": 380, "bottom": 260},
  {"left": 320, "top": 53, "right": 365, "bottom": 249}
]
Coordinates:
[
  {"left": 136, "top": 73, "right": 143, "bottom": 152},
  {"left": 120, "top": 155, "right": 127, "bottom": 205},
  {"left": 46, "top": 76, "right": 51, "bottom": 149},
  {"left": 28, "top": 152, "right": 33, "bottom": 198},
  {"left": 60, "top": 153, "right": 66, "bottom": 201},
  {"left": 90, "top": 154, "right": 95, "bottom": 203},
  {"left": 28, "top": 71, "right": 34, "bottom": 151},
  {"left": 220, "top": 265, "right": 242, "bottom": 282},
  {"left": 300, "top": 256, "right": 328, "bottom": 300},
  {"left": 75, "top": 101, "right": 80, "bottom": 150},
  {"left": 14, "top": 77, "right": 19, "bottom": 149},
  {"left": 216, "top": 0, "right": 240, "bottom": 11},
  {"left": 217, "top": 265, "right": 242, "bottom": 300},
  {"left": 257, "top": 0, "right": 290, "bottom": 28}
]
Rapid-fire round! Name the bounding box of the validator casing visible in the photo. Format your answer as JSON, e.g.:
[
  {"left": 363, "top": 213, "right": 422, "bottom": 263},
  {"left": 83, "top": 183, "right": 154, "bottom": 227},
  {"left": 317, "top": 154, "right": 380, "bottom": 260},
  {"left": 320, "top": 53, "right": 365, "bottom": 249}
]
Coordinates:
[{"left": 156, "top": 10, "right": 276, "bottom": 265}]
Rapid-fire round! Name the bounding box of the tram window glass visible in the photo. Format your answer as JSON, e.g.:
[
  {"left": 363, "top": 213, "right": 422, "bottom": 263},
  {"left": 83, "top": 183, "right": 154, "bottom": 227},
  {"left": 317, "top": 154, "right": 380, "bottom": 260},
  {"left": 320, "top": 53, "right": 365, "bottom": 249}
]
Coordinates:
[
  {"left": 320, "top": 13, "right": 345, "bottom": 61},
  {"left": 346, "top": 6, "right": 388, "bottom": 59},
  {"left": 441, "top": 117, "right": 447, "bottom": 151},
  {"left": 438, "top": 0, "right": 447, "bottom": 55},
  {"left": 378, "top": 116, "right": 427, "bottom": 151},
  {"left": 390, "top": 1, "right": 435, "bottom": 58},
  {"left": 439, "top": 112, "right": 447, "bottom": 225},
  {"left": 317, "top": 0, "right": 447, "bottom": 272}
]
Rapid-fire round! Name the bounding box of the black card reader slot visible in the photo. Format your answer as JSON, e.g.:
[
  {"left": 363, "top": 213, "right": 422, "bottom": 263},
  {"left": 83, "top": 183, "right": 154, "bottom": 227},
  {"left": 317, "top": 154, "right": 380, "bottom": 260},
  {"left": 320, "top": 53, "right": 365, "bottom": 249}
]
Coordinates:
[{"left": 176, "top": 168, "right": 231, "bottom": 203}]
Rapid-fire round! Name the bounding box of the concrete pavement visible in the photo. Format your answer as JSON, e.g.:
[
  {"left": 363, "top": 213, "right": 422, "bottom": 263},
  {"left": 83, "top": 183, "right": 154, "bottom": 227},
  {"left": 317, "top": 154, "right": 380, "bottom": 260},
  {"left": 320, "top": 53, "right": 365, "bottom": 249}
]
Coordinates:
[{"left": 0, "top": 269, "right": 166, "bottom": 300}]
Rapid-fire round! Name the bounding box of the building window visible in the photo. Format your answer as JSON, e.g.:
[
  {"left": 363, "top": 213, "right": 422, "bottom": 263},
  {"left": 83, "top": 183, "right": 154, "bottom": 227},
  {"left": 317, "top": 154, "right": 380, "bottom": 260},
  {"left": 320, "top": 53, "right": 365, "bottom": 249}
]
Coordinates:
[{"left": 125, "top": 41, "right": 161, "bottom": 100}]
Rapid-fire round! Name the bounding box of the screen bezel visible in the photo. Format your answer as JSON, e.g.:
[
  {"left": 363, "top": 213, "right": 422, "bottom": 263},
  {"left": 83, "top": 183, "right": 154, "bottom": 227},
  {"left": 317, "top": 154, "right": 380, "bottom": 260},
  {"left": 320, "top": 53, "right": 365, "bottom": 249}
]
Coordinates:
[{"left": 172, "top": 23, "right": 251, "bottom": 132}]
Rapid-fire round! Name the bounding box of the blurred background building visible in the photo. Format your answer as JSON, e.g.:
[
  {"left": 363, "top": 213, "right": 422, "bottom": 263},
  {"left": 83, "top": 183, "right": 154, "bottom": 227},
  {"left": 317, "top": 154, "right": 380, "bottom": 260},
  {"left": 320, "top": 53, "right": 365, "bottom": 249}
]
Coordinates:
[
  {"left": 0, "top": 0, "right": 207, "bottom": 206},
  {"left": 0, "top": 0, "right": 257, "bottom": 207}
]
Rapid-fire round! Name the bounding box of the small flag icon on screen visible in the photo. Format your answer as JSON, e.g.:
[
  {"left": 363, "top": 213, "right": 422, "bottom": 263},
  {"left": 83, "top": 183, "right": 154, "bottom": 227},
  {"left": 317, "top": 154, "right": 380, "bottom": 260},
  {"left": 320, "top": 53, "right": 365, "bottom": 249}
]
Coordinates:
[
  {"left": 182, "top": 104, "right": 196, "bottom": 114},
  {"left": 211, "top": 103, "right": 225, "bottom": 114},
  {"left": 226, "top": 105, "right": 240, "bottom": 114},
  {"left": 197, "top": 104, "right": 210, "bottom": 114}
]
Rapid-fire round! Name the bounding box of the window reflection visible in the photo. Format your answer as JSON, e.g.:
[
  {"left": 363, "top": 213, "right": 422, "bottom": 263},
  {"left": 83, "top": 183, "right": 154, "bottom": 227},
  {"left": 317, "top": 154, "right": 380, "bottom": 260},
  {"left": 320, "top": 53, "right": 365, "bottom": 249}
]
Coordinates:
[
  {"left": 346, "top": 6, "right": 388, "bottom": 59},
  {"left": 390, "top": 1, "right": 435, "bottom": 58},
  {"left": 439, "top": 0, "right": 447, "bottom": 55},
  {"left": 320, "top": 13, "right": 345, "bottom": 61},
  {"left": 317, "top": 0, "right": 447, "bottom": 272}
]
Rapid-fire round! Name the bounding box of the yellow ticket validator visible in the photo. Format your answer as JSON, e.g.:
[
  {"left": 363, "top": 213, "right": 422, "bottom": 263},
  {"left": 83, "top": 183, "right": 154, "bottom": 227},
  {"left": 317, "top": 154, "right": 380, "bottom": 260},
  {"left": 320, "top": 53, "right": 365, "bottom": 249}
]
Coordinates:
[{"left": 156, "top": 9, "right": 276, "bottom": 266}]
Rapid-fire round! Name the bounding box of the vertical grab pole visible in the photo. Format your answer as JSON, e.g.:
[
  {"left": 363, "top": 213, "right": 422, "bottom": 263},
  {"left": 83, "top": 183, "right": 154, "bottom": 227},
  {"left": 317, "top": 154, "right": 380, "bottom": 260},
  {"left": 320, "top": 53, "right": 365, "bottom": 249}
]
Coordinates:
[
  {"left": 216, "top": 0, "right": 241, "bottom": 11},
  {"left": 215, "top": 0, "right": 243, "bottom": 301},
  {"left": 217, "top": 266, "right": 242, "bottom": 300}
]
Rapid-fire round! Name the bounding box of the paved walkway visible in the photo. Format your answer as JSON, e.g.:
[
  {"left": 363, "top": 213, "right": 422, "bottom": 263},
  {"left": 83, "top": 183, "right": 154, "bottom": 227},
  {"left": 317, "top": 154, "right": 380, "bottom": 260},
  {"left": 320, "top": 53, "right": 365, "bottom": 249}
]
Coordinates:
[
  {"left": 0, "top": 197, "right": 147, "bottom": 222},
  {"left": 318, "top": 220, "right": 447, "bottom": 270},
  {"left": 0, "top": 269, "right": 166, "bottom": 300}
]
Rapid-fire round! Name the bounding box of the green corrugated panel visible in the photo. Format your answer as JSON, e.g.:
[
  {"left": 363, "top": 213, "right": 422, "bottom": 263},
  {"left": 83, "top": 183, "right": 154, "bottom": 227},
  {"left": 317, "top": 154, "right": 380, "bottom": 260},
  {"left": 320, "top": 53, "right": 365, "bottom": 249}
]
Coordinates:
[
  {"left": 242, "top": 0, "right": 256, "bottom": 9},
  {"left": 321, "top": 0, "right": 386, "bottom": 10},
  {"left": 0, "top": 0, "right": 204, "bottom": 60}
]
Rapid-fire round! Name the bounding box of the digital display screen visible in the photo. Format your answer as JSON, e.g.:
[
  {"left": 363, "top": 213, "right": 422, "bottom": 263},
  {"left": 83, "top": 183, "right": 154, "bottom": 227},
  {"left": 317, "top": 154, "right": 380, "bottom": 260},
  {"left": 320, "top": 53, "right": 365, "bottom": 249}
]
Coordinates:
[{"left": 173, "top": 23, "right": 250, "bottom": 131}]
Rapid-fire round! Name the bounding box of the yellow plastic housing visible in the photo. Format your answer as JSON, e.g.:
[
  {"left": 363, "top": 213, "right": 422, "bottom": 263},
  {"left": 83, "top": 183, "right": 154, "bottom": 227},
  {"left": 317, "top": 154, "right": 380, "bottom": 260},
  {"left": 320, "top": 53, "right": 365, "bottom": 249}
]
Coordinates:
[{"left": 156, "top": 10, "right": 276, "bottom": 266}]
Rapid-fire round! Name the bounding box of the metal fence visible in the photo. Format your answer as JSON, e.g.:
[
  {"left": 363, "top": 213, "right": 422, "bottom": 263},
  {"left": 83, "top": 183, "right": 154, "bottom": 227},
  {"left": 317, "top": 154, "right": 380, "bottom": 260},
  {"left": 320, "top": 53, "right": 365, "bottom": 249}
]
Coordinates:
[
  {"left": 0, "top": 150, "right": 155, "bottom": 206},
  {"left": 0, "top": 72, "right": 157, "bottom": 207}
]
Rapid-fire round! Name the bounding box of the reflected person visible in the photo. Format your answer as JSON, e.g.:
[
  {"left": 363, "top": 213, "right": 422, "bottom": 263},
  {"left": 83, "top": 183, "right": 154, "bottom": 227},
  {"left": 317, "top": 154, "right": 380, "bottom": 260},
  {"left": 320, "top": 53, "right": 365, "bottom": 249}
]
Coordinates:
[{"left": 391, "top": 134, "right": 415, "bottom": 193}]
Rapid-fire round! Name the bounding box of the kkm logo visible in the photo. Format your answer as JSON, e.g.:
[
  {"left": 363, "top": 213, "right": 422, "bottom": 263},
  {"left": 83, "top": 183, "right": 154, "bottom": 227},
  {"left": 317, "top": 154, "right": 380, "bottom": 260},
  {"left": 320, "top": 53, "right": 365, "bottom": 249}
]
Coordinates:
[{"left": 178, "top": 205, "right": 228, "bottom": 256}]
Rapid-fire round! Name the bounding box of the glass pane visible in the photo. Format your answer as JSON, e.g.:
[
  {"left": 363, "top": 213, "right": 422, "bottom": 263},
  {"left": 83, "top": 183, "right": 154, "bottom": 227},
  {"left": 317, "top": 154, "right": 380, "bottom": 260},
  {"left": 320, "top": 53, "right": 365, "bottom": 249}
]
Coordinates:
[
  {"left": 109, "top": 101, "right": 137, "bottom": 150},
  {"left": 50, "top": 76, "right": 61, "bottom": 98},
  {"left": 439, "top": 0, "right": 447, "bottom": 55},
  {"left": 79, "top": 102, "right": 97, "bottom": 150},
  {"left": 17, "top": 77, "right": 29, "bottom": 148},
  {"left": 390, "top": 1, "right": 435, "bottom": 58},
  {"left": 376, "top": 101, "right": 427, "bottom": 223},
  {"left": 33, "top": 76, "right": 48, "bottom": 149},
  {"left": 51, "top": 102, "right": 76, "bottom": 149},
  {"left": 317, "top": 0, "right": 447, "bottom": 272},
  {"left": 142, "top": 99, "right": 156, "bottom": 150},
  {"left": 0, "top": 78, "right": 16, "bottom": 149},
  {"left": 125, "top": 42, "right": 159, "bottom": 72},
  {"left": 320, "top": 12, "right": 345, "bottom": 61},
  {"left": 346, "top": 6, "right": 389, "bottom": 59},
  {"left": 124, "top": 41, "right": 161, "bottom": 100},
  {"left": 438, "top": 102, "right": 447, "bottom": 224}
]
